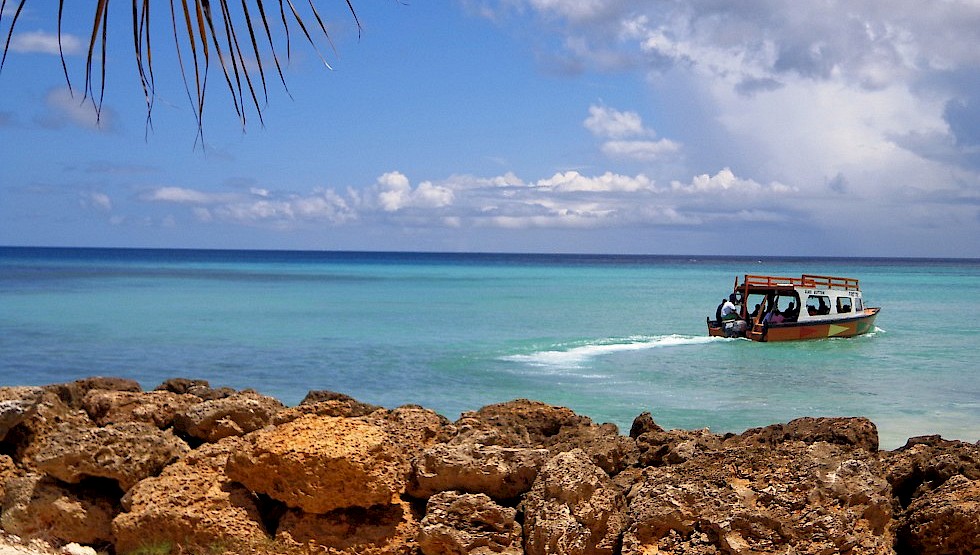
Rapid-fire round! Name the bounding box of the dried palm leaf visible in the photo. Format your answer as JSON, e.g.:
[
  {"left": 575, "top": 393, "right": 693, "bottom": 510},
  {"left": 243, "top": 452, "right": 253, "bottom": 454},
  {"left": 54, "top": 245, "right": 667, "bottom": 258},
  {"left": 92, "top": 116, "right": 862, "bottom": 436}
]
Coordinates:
[{"left": 0, "top": 0, "right": 361, "bottom": 138}]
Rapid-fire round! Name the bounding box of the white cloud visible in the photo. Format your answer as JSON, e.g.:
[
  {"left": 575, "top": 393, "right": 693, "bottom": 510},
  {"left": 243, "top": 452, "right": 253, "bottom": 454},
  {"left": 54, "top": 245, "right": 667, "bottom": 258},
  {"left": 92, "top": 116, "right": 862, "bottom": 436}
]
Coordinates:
[
  {"left": 535, "top": 171, "right": 654, "bottom": 192},
  {"left": 144, "top": 187, "right": 241, "bottom": 204},
  {"left": 40, "top": 87, "right": 112, "bottom": 131},
  {"left": 601, "top": 139, "right": 681, "bottom": 161},
  {"left": 670, "top": 168, "right": 793, "bottom": 195},
  {"left": 584, "top": 105, "right": 647, "bottom": 138},
  {"left": 374, "top": 171, "right": 455, "bottom": 212},
  {"left": 9, "top": 31, "right": 83, "bottom": 55}
]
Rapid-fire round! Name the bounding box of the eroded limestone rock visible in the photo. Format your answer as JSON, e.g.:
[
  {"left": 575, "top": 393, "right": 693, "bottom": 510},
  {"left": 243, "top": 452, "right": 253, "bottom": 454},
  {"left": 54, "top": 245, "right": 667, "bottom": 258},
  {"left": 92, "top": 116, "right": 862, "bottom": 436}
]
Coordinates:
[
  {"left": 523, "top": 449, "right": 627, "bottom": 555},
  {"left": 418, "top": 490, "right": 522, "bottom": 555},
  {"left": 226, "top": 414, "right": 404, "bottom": 513},
  {"left": 112, "top": 437, "right": 268, "bottom": 554},
  {"left": 409, "top": 443, "right": 549, "bottom": 500},
  {"left": 174, "top": 390, "right": 284, "bottom": 443},
  {"left": 33, "top": 421, "right": 189, "bottom": 491}
]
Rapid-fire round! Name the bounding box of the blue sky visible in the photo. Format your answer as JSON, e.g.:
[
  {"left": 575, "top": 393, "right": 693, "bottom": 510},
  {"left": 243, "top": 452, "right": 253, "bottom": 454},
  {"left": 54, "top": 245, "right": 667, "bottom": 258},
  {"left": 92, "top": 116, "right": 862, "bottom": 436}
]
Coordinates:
[{"left": 1, "top": 1, "right": 979, "bottom": 257}]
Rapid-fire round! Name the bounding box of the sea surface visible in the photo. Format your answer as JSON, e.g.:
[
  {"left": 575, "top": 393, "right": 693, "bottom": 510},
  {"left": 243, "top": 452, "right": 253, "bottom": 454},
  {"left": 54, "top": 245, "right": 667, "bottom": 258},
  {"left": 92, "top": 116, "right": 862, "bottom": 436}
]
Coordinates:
[{"left": 1, "top": 247, "right": 978, "bottom": 450}]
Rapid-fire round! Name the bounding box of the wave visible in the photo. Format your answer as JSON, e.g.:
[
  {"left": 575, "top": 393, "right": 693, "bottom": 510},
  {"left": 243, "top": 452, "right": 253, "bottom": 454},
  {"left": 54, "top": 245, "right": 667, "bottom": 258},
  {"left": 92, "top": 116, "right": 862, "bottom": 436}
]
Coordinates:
[{"left": 502, "top": 334, "right": 722, "bottom": 369}]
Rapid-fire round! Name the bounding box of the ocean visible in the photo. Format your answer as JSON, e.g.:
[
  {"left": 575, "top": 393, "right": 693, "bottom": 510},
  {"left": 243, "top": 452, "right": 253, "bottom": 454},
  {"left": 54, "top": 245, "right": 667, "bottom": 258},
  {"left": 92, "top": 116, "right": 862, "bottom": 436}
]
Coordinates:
[{"left": 1, "top": 247, "right": 977, "bottom": 450}]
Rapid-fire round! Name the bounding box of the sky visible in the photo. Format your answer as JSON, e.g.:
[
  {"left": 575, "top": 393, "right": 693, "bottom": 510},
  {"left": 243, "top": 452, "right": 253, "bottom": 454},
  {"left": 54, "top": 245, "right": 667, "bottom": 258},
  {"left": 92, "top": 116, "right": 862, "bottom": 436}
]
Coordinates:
[{"left": 1, "top": 1, "right": 979, "bottom": 257}]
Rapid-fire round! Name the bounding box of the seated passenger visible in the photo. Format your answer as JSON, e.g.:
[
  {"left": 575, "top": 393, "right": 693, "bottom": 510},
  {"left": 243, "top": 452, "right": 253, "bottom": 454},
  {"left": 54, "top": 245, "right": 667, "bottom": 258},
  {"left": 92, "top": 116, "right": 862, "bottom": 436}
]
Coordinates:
[
  {"left": 784, "top": 302, "right": 798, "bottom": 321},
  {"left": 720, "top": 294, "right": 739, "bottom": 321}
]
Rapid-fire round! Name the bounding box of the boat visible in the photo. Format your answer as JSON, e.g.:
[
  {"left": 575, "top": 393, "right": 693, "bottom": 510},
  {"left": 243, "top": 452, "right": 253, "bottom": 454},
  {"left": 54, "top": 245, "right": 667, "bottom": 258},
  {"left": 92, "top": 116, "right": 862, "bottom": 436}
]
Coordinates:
[{"left": 707, "top": 274, "right": 880, "bottom": 342}]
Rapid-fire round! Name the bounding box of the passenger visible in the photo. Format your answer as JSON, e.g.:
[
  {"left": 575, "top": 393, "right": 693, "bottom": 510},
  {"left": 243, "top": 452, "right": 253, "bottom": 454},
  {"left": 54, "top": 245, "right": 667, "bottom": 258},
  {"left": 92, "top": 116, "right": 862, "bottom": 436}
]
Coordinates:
[
  {"left": 784, "top": 301, "right": 798, "bottom": 321},
  {"left": 770, "top": 310, "right": 785, "bottom": 324},
  {"left": 720, "top": 294, "right": 740, "bottom": 321},
  {"left": 715, "top": 299, "right": 725, "bottom": 323},
  {"left": 818, "top": 297, "right": 830, "bottom": 315},
  {"left": 749, "top": 303, "right": 762, "bottom": 320}
]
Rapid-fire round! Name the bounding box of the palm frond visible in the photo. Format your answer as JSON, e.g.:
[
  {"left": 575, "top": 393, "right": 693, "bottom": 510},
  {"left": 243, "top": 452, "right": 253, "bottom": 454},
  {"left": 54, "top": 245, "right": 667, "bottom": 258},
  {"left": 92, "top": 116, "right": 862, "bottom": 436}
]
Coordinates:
[{"left": 1, "top": 0, "right": 362, "bottom": 137}]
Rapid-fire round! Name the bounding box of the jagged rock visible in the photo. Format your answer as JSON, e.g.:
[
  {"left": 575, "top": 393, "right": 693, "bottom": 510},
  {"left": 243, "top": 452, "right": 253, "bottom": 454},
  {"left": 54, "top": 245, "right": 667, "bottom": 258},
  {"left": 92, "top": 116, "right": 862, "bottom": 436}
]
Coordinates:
[
  {"left": 622, "top": 441, "right": 894, "bottom": 555},
  {"left": 418, "top": 491, "right": 522, "bottom": 555},
  {"left": 897, "top": 474, "right": 980, "bottom": 554},
  {"left": 276, "top": 499, "right": 420, "bottom": 554},
  {"left": 226, "top": 414, "right": 404, "bottom": 514},
  {"left": 301, "top": 389, "right": 384, "bottom": 412},
  {"left": 81, "top": 389, "right": 201, "bottom": 428},
  {"left": 155, "top": 378, "right": 236, "bottom": 400},
  {"left": 546, "top": 422, "right": 638, "bottom": 476},
  {"left": 0, "top": 455, "right": 17, "bottom": 499},
  {"left": 634, "top": 428, "right": 723, "bottom": 467},
  {"left": 452, "top": 399, "right": 597, "bottom": 449},
  {"left": 378, "top": 405, "right": 456, "bottom": 457},
  {"left": 628, "top": 412, "right": 663, "bottom": 438},
  {"left": 883, "top": 435, "right": 980, "bottom": 507},
  {"left": 44, "top": 377, "right": 142, "bottom": 410},
  {"left": 523, "top": 449, "right": 628, "bottom": 555},
  {"left": 0, "top": 387, "right": 45, "bottom": 442},
  {"left": 409, "top": 443, "right": 549, "bottom": 500},
  {"left": 112, "top": 437, "right": 268, "bottom": 554},
  {"left": 733, "top": 416, "right": 880, "bottom": 452},
  {"left": 33, "top": 421, "right": 189, "bottom": 491},
  {"left": 1, "top": 473, "right": 117, "bottom": 546},
  {"left": 174, "top": 390, "right": 284, "bottom": 442},
  {"left": 6, "top": 391, "right": 94, "bottom": 471}
]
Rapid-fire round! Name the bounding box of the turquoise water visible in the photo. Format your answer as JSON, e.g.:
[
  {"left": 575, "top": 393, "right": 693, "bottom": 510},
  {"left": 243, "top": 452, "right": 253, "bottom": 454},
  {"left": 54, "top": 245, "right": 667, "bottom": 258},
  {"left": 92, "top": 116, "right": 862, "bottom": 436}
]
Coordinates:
[{"left": 1, "top": 247, "right": 978, "bottom": 449}]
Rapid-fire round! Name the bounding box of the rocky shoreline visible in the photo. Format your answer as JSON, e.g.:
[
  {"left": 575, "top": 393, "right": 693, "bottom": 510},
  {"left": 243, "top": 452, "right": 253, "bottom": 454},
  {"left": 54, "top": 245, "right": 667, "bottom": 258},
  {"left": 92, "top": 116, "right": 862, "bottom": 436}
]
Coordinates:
[{"left": 0, "top": 377, "right": 977, "bottom": 555}]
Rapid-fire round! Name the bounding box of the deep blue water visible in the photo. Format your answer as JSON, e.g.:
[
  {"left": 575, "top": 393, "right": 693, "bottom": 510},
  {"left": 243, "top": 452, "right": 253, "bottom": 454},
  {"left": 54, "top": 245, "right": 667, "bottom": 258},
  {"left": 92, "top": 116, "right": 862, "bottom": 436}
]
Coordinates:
[{"left": 2, "top": 246, "right": 978, "bottom": 449}]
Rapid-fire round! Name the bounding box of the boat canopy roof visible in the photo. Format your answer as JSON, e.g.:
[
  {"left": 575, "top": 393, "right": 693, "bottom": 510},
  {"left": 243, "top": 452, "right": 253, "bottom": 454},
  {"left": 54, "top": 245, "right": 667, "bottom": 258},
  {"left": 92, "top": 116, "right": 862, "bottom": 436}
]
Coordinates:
[{"left": 739, "top": 274, "right": 861, "bottom": 293}]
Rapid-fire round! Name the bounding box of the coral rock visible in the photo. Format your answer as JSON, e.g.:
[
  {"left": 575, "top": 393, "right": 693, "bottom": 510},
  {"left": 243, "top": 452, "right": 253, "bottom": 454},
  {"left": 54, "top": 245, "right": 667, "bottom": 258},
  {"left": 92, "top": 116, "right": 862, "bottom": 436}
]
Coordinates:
[
  {"left": 276, "top": 499, "right": 420, "bottom": 554},
  {"left": 898, "top": 474, "right": 980, "bottom": 554},
  {"left": 81, "top": 389, "right": 200, "bottom": 428},
  {"left": 418, "top": 491, "right": 522, "bottom": 555},
  {"left": 226, "top": 414, "right": 404, "bottom": 513},
  {"left": 174, "top": 390, "right": 284, "bottom": 443},
  {"left": 733, "top": 416, "right": 880, "bottom": 452},
  {"left": 452, "top": 399, "right": 597, "bottom": 449},
  {"left": 155, "top": 378, "right": 236, "bottom": 400},
  {"left": 33, "top": 421, "right": 189, "bottom": 491},
  {"left": 1, "top": 473, "right": 117, "bottom": 546},
  {"left": 112, "top": 437, "right": 268, "bottom": 554},
  {"left": 622, "top": 441, "right": 895, "bottom": 555},
  {"left": 523, "top": 449, "right": 628, "bottom": 555},
  {"left": 409, "top": 443, "right": 549, "bottom": 500}
]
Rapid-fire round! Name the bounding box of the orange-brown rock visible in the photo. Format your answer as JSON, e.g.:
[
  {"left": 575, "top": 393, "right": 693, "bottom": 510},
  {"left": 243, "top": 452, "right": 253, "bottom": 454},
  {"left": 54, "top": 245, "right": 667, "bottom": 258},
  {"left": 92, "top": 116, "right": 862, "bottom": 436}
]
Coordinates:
[
  {"left": 452, "top": 399, "right": 597, "bottom": 449},
  {"left": 276, "top": 500, "right": 419, "bottom": 554},
  {"left": 409, "top": 443, "right": 549, "bottom": 500},
  {"left": 4, "top": 390, "right": 94, "bottom": 471},
  {"left": 155, "top": 378, "right": 236, "bottom": 400},
  {"left": 32, "top": 421, "right": 189, "bottom": 491},
  {"left": 622, "top": 441, "right": 895, "bottom": 555},
  {"left": 43, "top": 377, "right": 142, "bottom": 410},
  {"left": 1, "top": 473, "right": 116, "bottom": 546},
  {"left": 0, "top": 387, "right": 45, "bottom": 442},
  {"left": 733, "top": 416, "right": 880, "bottom": 452},
  {"left": 174, "top": 390, "right": 284, "bottom": 443},
  {"left": 112, "top": 437, "right": 268, "bottom": 554},
  {"left": 81, "top": 389, "right": 201, "bottom": 428},
  {"left": 634, "top": 427, "right": 723, "bottom": 467},
  {"left": 883, "top": 435, "right": 980, "bottom": 507},
  {"left": 418, "top": 491, "right": 522, "bottom": 555},
  {"left": 226, "top": 414, "right": 404, "bottom": 514},
  {"left": 897, "top": 474, "right": 980, "bottom": 554},
  {"left": 523, "top": 449, "right": 628, "bottom": 555}
]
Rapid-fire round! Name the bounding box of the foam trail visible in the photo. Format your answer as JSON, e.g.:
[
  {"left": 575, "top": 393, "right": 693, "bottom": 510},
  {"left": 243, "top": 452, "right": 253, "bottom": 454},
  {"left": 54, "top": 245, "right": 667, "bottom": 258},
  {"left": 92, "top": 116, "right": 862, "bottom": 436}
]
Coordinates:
[{"left": 503, "top": 334, "right": 722, "bottom": 369}]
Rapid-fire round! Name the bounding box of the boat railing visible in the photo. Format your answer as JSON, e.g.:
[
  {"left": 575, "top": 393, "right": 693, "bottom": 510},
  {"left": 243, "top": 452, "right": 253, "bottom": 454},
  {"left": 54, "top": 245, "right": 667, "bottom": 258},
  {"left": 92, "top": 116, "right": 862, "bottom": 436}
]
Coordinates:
[{"left": 742, "top": 274, "right": 860, "bottom": 290}]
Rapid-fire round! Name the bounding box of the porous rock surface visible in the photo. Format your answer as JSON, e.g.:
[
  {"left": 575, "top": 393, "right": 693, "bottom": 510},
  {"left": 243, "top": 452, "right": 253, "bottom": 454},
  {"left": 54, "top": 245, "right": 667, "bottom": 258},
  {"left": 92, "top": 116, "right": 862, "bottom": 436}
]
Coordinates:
[
  {"left": 225, "top": 413, "right": 404, "bottom": 514},
  {"left": 0, "top": 377, "right": 976, "bottom": 555}
]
